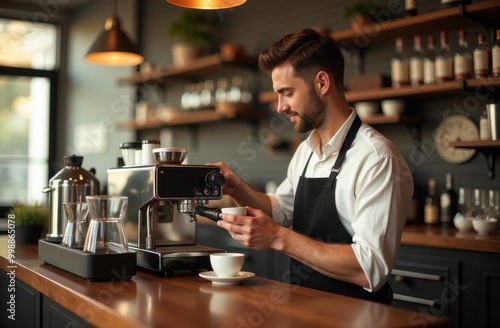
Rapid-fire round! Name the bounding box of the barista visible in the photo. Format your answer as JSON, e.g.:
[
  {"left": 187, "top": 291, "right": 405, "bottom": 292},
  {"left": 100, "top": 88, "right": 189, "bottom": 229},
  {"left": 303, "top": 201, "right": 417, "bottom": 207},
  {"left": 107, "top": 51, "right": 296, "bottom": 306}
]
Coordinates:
[{"left": 211, "top": 28, "right": 413, "bottom": 304}]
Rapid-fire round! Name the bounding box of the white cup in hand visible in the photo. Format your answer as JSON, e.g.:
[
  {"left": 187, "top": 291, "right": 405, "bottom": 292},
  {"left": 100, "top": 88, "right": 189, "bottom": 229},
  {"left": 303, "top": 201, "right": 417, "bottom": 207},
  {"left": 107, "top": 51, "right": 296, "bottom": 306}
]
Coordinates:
[
  {"left": 210, "top": 253, "right": 245, "bottom": 277},
  {"left": 221, "top": 207, "right": 247, "bottom": 215}
]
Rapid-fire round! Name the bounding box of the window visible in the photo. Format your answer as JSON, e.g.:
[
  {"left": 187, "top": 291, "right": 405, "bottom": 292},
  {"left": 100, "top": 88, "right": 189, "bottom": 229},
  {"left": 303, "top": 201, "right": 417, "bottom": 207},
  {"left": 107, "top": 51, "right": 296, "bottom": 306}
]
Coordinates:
[{"left": 0, "top": 18, "right": 58, "bottom": 214}]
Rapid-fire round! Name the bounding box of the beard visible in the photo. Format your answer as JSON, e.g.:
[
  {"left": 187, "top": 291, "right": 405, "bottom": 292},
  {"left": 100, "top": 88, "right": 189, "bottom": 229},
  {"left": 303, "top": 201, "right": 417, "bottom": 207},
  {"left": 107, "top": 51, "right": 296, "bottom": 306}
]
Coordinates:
[{"left": 292, "top": 86, "right": 325, "bottom": 133}]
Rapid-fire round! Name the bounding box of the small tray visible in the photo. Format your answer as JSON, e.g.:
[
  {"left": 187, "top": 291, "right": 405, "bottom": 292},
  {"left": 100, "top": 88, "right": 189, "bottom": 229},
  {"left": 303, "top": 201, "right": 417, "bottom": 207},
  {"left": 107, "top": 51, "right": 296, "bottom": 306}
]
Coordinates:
[{"left": 38, "top": 239, "right": 136, "bottom": 281}]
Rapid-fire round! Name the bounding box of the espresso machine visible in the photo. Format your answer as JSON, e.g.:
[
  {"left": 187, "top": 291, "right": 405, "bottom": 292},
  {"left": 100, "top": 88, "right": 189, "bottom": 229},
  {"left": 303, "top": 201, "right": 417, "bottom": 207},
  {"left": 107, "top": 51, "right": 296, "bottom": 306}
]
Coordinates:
[{"left": 107, "top": 162, "right": 225, "bottom": 276}]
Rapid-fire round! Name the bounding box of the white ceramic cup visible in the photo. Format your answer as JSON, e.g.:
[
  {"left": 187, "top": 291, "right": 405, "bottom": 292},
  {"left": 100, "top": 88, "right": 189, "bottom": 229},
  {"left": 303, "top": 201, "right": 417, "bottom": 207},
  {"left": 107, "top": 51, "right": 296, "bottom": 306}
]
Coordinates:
[
  {"left": 210, "top": 253, "right": 245, "bottom": 277},
  {"left": 221, "top": 207, "right": 247, "bottom": 215}
]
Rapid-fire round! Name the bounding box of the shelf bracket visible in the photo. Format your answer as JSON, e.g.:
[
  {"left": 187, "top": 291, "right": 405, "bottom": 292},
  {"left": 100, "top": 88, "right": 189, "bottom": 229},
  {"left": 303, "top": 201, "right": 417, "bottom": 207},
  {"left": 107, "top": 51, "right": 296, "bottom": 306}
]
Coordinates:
[
  {"left": 458, "top": 4, "right": 497, "bottom": 43},
  {"left": 477, "top": 149, "right": 497, "bottom": 179},
  {"left": 458, "top": 79, "right": 498, "bottom": 103}
]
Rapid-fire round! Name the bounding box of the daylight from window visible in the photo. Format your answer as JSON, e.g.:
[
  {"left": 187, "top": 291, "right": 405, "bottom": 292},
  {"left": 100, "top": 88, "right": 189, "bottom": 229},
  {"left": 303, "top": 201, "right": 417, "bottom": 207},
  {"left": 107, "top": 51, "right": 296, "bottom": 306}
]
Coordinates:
[{"left": 0, "top": 18, "right": 56, "bottom": 206}]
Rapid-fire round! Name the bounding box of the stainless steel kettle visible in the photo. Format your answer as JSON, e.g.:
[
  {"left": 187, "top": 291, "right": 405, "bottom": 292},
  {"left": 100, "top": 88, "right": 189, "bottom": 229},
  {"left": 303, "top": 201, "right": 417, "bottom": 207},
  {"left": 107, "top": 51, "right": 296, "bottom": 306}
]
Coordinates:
[{"left": 43, "top": 155, "right": 100, "bottom": 242}]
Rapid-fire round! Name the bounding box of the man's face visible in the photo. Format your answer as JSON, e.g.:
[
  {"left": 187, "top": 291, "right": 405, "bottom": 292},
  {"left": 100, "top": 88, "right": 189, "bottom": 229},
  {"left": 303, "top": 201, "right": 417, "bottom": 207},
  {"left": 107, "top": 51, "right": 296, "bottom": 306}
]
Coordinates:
[{"left": 271, "top": 63, "right": 324, "bottom": 133}]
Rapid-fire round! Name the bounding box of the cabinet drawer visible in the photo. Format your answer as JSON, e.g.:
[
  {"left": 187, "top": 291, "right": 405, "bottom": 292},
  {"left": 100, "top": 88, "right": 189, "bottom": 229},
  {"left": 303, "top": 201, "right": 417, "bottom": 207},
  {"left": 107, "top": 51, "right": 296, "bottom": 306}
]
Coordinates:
[{"left": 388, "top": 251, "right": 460, "bottom": 324}]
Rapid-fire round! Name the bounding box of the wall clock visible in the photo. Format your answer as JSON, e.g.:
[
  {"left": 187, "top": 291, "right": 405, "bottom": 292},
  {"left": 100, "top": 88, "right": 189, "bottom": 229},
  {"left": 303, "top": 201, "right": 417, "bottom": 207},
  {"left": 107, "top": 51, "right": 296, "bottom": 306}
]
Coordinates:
[{"left": 434, "top": 115, "right": 479, "bottom": 164}]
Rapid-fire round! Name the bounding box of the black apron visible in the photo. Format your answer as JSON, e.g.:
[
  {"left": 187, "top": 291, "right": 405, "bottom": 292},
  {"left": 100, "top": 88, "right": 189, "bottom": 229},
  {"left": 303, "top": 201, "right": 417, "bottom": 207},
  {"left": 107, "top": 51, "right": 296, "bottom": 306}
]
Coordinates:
[{"left": 290, "top": 115, "right": 393, "bottom": 305}]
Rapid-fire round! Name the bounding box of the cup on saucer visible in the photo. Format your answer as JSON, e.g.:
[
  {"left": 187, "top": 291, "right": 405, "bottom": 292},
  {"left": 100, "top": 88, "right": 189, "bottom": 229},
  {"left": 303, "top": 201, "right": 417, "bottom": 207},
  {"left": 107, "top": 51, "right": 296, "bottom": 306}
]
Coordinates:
[{"left": 210, "top": 253, "right": 245, "bottom": 277}]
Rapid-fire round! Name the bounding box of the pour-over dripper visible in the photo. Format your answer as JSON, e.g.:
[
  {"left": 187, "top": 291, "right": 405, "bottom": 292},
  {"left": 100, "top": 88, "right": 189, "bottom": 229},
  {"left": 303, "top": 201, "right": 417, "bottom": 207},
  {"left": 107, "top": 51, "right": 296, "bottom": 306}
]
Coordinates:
[{"left": 61, "top": 202, "right": 89, "bottom": 248}]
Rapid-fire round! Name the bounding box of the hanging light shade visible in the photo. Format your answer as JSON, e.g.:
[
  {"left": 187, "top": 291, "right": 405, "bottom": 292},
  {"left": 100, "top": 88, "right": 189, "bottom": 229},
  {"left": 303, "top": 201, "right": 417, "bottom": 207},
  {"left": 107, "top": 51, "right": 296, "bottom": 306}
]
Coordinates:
[
  {"left": 85, "top": 2, "right": 143, "bottom": 66},
  {"left": 166, "top": 0, "right": 247, "bottom": 10}
]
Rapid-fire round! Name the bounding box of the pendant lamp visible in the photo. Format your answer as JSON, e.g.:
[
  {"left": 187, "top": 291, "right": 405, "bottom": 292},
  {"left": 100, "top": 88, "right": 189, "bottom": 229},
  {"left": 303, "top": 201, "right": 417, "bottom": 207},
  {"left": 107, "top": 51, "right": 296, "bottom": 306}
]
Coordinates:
[
  {"left": 166, "top": 0, "right": 247, "bottom": 10},
  {"left": 85, "top": 0, "right": 143, "bottom": 66}
]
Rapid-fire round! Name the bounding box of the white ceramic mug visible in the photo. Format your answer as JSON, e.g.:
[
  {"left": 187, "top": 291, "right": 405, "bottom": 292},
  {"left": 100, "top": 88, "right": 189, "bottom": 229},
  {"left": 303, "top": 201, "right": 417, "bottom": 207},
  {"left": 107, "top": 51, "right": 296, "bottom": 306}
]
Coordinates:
[
  {"left": 221, "top": 207, "right": 247, "bottom": 215},
  {"left": 210, "top": 253, "right": 245, "bottom": 277}
]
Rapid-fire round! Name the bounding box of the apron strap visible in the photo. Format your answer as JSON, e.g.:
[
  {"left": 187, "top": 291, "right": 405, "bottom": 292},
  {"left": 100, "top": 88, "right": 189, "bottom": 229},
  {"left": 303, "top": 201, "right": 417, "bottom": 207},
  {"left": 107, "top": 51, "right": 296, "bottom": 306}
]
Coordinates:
[
  {"left": 327, "top": 115, "right": 362, "bottom": 188},
  {"left": 301, "top": 152, "right": 314, "bottom": 177}
]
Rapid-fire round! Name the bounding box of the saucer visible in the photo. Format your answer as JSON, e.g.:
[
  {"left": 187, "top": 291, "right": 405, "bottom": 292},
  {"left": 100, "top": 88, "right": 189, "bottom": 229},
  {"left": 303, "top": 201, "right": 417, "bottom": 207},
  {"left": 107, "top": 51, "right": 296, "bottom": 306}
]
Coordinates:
[{"left": 199, "top": 271, "right": 255, "bottom": 285}]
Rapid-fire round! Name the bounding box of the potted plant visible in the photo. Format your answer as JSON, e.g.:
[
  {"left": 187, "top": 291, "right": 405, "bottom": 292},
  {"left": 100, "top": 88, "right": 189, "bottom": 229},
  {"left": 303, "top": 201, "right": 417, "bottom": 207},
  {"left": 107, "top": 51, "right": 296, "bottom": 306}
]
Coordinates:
[
  {"left": 342, "top": 0, "right": 376, "bottom": 32},
  {"left": 167, "top": 9, "right": 212, "bottom": 66},
  {"left": 9, "top": 202, "right": 49, "bottom": 244}
]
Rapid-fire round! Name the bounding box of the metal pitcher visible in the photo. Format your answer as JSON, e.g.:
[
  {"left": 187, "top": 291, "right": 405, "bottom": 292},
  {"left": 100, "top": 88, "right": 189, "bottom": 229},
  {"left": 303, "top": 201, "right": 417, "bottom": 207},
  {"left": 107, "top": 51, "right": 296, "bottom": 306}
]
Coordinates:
[{"left": 43, "top": 155, "right": 100, "bottom": 242}]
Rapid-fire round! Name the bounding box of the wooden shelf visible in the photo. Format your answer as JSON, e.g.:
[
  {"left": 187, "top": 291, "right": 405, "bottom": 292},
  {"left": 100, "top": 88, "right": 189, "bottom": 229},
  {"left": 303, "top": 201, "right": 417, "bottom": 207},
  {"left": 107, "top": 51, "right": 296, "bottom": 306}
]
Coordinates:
[
  {"left": 118, "top": 105, "right": 265, "bottom": 130},
  {"left": 449, "top": 140, "right": 500, "bottom": 179},
  {"left": 118, "top": 110, "right": 220, "bottom": 129},
  {"left": 332, "top": 0, "right": 500, "bottom": 46},
  {"left": 259, "top": 77, "right": 500, "bottom": 104},
  {"left": 118, "top": 53, "right": 258, "bottom": 85},
  {"left": 449, "top": 140, "right": 500, "bottom": 149},
  {"left": 361, "top": 114, "right": 423, "bottom": 125}
]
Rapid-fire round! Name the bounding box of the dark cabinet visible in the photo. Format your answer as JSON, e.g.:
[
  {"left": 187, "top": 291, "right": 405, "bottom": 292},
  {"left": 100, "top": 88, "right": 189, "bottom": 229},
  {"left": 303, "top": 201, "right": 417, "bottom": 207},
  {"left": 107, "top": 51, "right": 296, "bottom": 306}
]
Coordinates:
[
  {"left": 0, "top": 269, "right": 41, "bottom": 328},
  {"left": 388, "top": 248, "right": 460, "bottom": 325},
  {"left": 42, "top": 297, "right": 91, "bottom": 328},
  {"left": 389, "top": 245, "right": 500, "bottom": 328},
  {"left": 0, "top": 269, "right": 92, "bottom": 328}
]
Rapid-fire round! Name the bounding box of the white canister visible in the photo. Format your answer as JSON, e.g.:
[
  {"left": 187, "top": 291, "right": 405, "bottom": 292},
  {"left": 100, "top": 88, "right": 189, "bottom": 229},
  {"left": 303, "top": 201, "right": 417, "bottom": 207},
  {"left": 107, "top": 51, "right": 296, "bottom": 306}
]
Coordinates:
[
  {"left": 142, "top": 140, "right": 160, "bottom": 165},
  {"left": 119, "top": 142, "right": 142, "bottom": 166},
  {"left": 135, "top": 149, "right": 142, "bottom": 166}
]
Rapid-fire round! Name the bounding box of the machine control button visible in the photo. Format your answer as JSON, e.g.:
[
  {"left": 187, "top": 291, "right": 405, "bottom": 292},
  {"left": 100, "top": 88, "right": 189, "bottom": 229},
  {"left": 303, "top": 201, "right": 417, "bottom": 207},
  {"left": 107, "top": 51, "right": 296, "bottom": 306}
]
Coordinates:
[
  {"left": 205, "top": 171, "right": 225, "bottom": 188},
  {"left": 203, "top": 188, "right": 211, "bottom": 196}
]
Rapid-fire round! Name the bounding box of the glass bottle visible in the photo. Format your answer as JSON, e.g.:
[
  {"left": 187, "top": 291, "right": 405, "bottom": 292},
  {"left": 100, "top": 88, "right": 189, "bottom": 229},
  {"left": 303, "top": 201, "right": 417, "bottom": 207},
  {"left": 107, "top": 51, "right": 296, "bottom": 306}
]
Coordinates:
[
  {"left": 241, "top": 76, "right": 253, "bottom": 103},
  {"left": 200, "top": 80, "right": 215, "bottom": 108},
  {"left": 484, "top": 190, "right": 499, "bottom": 222},
  {"left": 440, "top": 173, "right": 458, "bottom": 227},
  {"left": 479, "top": 110, "right": 490, "bottom": 140},
  {"left": 180, "top": 84, "right": 192, "bottom": 111},
  {"left": 190, "top": 83, "right": 201, "bottom": 110},
  {"left": 493, "top": 29, "right": 500, "bottom": 77},
  {"left": 435, "top": 31, "right": 454, "bottom": 83},
  {"left": 423, "top": 35, "right": 437, "bottom": 85},
  {"left": 228, "top": 75, "right": 243, "bottom": 103},
  {"left": 391, "top": 37, "right": 410, "bottom": 89},
  {"left": 424, "top": 178, "right": 440, "bottom": 225},
  {"left": 215, "top": 78, "right": 229, "bottom": 104},
  {"left": 410, "top": 35, "right": 424, "bottom": 87},
  {"left": 454, "top": 187, "right": 468, "bottom": 221},
  {"left": 405, "top": 0, "right": 418, "bottom": 16},
  {"left": 485, "top": 190, "right": 500, "bottom": 230},
  {"left": 465, "top": 188, "right": 482, "bottom": 220},
  {"left": 454, "top": 29, "right": 472, "bottom": 80},
  {"left": 473, "top": 33, "right": 491, "bottom": 79}
]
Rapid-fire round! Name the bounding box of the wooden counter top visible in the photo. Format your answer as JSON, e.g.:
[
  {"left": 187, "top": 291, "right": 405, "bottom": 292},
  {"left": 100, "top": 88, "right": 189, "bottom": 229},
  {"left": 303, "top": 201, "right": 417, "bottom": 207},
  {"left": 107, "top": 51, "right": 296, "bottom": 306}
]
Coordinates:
[
  {"left": 0, "top": 236, "right": 451, "bottom": 328},
  {"left": 402, "top": 224, "right": 500, "bottom": 253}
]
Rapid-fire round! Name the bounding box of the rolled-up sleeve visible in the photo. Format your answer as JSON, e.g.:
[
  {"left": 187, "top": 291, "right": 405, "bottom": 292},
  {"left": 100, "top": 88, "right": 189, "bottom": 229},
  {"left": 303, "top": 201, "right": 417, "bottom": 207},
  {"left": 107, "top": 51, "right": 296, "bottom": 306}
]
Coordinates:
[{"left": 348, "top": 154, "right": 413, "bottom": 291}]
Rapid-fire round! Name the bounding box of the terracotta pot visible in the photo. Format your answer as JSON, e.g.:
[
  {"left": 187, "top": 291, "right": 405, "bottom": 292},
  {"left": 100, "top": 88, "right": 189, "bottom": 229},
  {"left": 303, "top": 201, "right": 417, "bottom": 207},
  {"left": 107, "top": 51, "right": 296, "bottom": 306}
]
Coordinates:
[
  {"left": 220, "top": 43, "right": 245, "bottom": 60},
  {"left": 15, "top": 225, "right": 43, "bottom": 244},
  {"left": 171, "top": 42, "right": 201, "bottom": 66},
  {"left": 350, "top": 15, "right": 373, "bottom": 33}
]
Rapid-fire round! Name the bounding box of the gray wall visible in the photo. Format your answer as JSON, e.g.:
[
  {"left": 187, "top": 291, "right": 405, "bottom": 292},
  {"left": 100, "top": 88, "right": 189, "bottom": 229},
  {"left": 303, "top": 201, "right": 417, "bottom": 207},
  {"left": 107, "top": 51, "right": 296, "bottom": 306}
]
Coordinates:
[
  {"left": 134, "top": 0, "right": 499, "bottom": 198},
  {"left": 61, "top": 0, "right": 137, "bottom": 183},
  {"left": 64, "top": 0, "right": 499, "bottom": 202}
]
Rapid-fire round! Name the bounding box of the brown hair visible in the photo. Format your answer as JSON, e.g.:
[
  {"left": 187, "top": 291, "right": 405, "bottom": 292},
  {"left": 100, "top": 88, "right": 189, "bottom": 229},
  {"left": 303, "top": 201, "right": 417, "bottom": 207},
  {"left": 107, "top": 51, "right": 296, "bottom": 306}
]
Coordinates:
[{"left": 258, "top": 28, "right": 345, "bottom": 88}]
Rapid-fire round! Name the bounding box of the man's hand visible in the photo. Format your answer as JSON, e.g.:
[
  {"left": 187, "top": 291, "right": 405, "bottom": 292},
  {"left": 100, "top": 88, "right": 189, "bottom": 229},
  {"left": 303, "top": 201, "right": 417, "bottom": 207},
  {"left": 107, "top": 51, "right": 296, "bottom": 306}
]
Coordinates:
[
  {"left": 207, "top": 162, "right": 241, "bottom": 197},
  {"left": 217, "top": 207, "right": 282, "bottom": 250}
]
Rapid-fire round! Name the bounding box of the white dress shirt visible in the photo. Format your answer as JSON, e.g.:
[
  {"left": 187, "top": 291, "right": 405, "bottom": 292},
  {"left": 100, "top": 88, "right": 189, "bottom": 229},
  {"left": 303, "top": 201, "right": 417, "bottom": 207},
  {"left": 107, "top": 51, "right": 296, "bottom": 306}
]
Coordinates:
[{"left": 268, "top": 110, "right": 414, "bottom": 291}]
